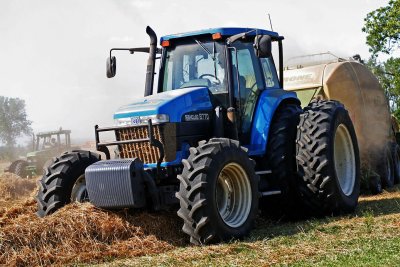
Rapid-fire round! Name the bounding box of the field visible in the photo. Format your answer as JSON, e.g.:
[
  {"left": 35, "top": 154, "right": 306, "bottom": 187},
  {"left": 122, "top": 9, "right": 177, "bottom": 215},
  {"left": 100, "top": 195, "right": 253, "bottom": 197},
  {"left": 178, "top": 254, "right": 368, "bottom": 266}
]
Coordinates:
[{"left": 1, "top": 166, "right": 399, "bottom": 266}]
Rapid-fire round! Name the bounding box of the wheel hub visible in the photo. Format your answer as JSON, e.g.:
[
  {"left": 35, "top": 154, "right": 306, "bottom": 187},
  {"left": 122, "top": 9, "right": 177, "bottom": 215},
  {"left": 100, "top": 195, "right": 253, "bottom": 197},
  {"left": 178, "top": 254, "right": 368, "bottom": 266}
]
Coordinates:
[
  {"left": 216, "top": 162, "right": 252, "bottom": 228},
  {"left": 334, "top": 124, "right": 356, "bottom": 196},
  {"left": 71, "top": 174, "right": 89, "bottom": 202}
]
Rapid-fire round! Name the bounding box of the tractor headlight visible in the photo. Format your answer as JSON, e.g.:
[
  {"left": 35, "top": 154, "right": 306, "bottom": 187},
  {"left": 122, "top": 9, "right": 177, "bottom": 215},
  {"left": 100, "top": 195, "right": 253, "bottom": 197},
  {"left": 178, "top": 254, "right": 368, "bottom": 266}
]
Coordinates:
[{"left": 115, "top": 114, "right": 169, "bottom": 126}]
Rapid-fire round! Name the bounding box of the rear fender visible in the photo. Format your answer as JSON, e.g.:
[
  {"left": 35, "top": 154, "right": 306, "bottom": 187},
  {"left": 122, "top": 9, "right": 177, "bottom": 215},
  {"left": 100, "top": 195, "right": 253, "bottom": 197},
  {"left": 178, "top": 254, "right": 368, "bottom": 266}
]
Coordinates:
[{"left": 247, "top": 89, "right": 299, "bottom": 156}]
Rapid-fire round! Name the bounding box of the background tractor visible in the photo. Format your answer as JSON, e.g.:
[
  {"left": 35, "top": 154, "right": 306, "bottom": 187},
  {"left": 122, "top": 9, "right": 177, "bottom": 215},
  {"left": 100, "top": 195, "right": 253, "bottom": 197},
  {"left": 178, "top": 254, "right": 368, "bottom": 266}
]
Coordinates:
[
  {"left": 36, "top": 26, "right": 360, "bottom": 244},
  {"left": 6, "top": 129, "right": 76, "bottom": 177},
  {"left": 284, "top": 53, "right": 400, "bottom": 193}
]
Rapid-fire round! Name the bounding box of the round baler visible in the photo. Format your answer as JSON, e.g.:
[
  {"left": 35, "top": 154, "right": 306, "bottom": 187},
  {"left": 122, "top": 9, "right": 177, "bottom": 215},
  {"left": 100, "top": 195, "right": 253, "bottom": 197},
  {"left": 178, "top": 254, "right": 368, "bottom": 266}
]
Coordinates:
[{"left": 284, "top": 53, "right": 398, "bottom": 191}]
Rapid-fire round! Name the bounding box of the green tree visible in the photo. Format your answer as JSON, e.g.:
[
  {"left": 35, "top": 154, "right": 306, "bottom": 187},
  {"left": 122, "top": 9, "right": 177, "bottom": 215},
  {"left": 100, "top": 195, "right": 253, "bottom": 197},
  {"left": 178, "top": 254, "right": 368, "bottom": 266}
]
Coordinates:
[
  {"left": 367, "top": 57, "right": 400, "bottom": 113},
  {"left": 0, "top": 96, "right": 32, "bottom": 153},
  {"left": 363, "top": 0, "right": 400, "bottom": 118},
  {"left": 362, "top": 0, "right": 400, "bottom": 56}
]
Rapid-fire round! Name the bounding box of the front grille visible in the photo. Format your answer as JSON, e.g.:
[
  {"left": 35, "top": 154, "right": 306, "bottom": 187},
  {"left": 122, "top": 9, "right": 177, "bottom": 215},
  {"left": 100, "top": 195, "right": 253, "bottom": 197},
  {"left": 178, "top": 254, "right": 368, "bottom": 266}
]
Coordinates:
[{"left": 115, "top": 125, "right": 164, "bottom": 163}]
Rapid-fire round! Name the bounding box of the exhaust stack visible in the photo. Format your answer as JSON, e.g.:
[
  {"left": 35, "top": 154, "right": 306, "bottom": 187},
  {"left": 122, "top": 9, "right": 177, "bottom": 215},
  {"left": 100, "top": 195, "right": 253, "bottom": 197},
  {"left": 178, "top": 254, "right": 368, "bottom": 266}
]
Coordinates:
[{"left": 144, "top": 26, "right": 157, "bottom": 97}]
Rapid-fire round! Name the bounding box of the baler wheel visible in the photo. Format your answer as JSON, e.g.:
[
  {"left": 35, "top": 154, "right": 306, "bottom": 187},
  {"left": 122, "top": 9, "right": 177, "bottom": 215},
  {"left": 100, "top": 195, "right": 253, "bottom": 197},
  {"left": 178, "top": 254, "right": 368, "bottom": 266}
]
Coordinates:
[
  {"left": 296, "top": 99, "right": 360, "bottom": 215},
  {"left": 378, "top": 145, "right": 395, "bottom": 188},
  {"left": 36, "top": 150, "right": 100, "bottom": 217},
  {"left": 176, "top": 138, "right": 259, "bottom": 245},
  {"left": 392, "top": 143, "right": 400, "bottom": 184},
  {"left": 369, "top": 174, "right": 383, "bottom": 195}
]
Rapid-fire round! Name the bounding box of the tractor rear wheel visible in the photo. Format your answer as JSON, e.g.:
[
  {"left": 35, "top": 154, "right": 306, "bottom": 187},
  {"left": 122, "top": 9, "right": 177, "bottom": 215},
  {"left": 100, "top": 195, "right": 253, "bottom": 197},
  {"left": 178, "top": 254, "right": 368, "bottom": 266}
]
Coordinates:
[
  {"left": 176, "top": 138, "right": 259, "bottom": 245},
  {"left": 36, "top": 150, "right": 100, "bottom": 217},
  {"left": 14, "top": 160, "right": 28, "bottom": 178},
  {"left": 261, "top": 103, "right": 302, "bottom": 216},
  {"left": 7, "top": 161, "right": 19, "bottom": 174},
  {"left": 296, "top": 99, "right": 360, "bottom": 215}
]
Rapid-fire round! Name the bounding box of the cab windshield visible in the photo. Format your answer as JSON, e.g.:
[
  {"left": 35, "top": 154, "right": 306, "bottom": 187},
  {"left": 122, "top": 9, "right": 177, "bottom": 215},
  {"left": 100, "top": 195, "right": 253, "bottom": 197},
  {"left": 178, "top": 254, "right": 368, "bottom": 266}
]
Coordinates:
[{"left": 160, "top": 39, "right": 227, "bottom": 93}]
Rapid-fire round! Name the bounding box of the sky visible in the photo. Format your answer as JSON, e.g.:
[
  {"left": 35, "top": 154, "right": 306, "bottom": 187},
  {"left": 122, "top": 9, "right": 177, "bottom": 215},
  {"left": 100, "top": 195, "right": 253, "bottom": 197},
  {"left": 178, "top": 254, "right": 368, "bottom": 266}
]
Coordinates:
[{"left": 0, "top": 0, "right": 389, "bottom": 143}]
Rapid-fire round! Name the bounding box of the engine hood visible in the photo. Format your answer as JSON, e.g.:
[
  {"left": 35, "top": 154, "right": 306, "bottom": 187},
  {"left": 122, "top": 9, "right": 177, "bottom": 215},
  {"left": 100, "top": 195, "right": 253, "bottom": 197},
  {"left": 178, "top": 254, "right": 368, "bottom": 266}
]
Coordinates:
[{"left": 113, "top": 87, "right": 213, "bottom": 122}]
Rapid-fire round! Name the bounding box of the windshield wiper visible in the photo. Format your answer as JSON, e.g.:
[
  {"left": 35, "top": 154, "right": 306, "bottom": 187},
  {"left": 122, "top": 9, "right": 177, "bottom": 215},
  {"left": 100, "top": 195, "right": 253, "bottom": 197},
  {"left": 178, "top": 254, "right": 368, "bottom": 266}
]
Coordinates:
[
  {"left": 193, "top": 38, "right": 215, "bottom": 61},
  {"left": 193, "top": 38, "right": 218, "bottom": 82}
]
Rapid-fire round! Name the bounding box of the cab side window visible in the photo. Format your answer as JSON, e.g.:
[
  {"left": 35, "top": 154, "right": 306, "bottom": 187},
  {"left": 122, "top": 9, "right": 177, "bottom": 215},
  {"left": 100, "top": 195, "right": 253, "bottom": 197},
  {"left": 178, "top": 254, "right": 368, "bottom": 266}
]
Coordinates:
[{"left": 259, "top": 57, "right": 279, "bottom": 88}]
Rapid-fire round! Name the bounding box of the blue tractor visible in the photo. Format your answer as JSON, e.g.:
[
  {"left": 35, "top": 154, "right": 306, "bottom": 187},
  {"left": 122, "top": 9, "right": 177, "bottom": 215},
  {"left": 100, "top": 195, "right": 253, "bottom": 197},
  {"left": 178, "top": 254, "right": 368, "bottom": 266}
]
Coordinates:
[{"left": 37, "top": 26, "right": 360, "bottom": 244}]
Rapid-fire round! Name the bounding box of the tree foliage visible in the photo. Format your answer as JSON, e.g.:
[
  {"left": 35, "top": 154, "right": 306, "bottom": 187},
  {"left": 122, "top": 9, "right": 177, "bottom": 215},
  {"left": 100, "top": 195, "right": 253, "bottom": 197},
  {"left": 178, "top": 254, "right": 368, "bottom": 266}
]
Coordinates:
[
  {"left": 0, "top": 96, "right": 32, "bottom": 148},
  {"left": 363, "top": 0, "right": 400, "bottom": 119},
  {"left": 362, "top": 0, "right": 400, "bottom": 56},
  {"left": 367, "top": 57, "right": 400, "bottom": 113}
]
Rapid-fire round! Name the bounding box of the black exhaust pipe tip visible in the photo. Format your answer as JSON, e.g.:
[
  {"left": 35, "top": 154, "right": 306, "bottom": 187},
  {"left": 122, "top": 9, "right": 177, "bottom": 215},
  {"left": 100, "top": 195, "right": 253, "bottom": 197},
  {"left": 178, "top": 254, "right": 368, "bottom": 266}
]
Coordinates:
[
  {"left": 144, "top": 26, "right": 157, "bottom": 97},
  {"left": 146, "top": 26, "right": 157, "bottom": 45}
]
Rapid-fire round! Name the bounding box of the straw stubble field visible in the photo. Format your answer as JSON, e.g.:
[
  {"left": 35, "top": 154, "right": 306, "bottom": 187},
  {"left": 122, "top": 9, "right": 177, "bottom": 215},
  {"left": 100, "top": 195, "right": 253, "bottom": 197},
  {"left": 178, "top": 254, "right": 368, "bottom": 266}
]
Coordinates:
[
  {"left": 0, "top": 171, "right": 186, "bottom": 266},
  {"left": 1, "top": 164, "right": 400, "bottom": 266}
]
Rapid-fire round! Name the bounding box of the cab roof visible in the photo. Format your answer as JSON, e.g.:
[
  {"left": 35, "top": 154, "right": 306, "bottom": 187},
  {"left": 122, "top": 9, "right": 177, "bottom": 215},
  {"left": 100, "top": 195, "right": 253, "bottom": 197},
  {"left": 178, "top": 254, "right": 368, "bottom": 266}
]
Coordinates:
[{"left": 160, "top": 27, "right": 281, "bottom": 43}]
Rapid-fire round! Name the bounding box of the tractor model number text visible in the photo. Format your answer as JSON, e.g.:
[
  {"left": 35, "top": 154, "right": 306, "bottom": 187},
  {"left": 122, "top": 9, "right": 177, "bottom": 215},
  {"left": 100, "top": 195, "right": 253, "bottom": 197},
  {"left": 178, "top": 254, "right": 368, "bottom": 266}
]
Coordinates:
[{"left": 184, "top": 113, "right": 210, "bottom": 121}]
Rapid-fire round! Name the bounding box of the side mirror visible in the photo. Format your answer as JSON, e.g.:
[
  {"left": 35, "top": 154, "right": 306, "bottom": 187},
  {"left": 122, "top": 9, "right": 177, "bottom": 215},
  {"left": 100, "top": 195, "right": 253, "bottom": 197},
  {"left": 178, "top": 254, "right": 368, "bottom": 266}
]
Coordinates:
[
  {"left": 254, "top": 35, "right": 272, "bottom": 58},
  {"left": 106, "top": 56, "right": 116, "bottom": 78}
]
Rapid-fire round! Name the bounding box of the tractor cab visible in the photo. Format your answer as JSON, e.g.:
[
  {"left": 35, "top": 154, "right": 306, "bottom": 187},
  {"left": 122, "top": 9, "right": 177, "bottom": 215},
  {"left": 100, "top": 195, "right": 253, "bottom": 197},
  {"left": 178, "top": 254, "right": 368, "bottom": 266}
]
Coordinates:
[
  {"left": 33, "top": 129, "right": 72, "bottom": 151},
  {"left": 26, "top": 129, "right": 73, "bottom": 175},
  {"left": 157, "top": 28, "right": 282, "bottom": 143}
]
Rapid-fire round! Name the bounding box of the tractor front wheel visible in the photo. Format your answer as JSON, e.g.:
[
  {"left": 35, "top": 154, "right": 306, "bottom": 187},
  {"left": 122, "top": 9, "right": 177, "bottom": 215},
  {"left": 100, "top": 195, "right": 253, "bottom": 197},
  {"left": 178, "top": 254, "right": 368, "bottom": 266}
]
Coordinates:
[
  {"left": 36, "top": 150, "right": 100, "bottom": 217},
  {"left": 176, "top": 138, "right": 259, "bottom": 245}
]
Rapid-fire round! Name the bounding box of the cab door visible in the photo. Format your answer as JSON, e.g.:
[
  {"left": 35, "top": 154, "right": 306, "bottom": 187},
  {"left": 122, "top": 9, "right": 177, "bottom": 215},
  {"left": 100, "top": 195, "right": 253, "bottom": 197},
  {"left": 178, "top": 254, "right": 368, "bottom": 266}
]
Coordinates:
[{"left": 230, "top": 41, "right": 265, "bottom": 144}]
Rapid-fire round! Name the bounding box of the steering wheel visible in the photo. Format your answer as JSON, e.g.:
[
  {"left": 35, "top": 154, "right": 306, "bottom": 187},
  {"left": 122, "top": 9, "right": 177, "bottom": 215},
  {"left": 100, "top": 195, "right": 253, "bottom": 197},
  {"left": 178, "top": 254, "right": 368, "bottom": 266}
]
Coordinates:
[{"left": 199, "top": 74, "right": 221, "bottom": 85}]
